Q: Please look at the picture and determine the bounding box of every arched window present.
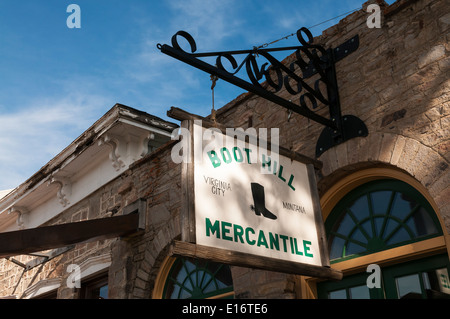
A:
[316,177,450,299]
[162,257,234,299]
[327,179,442,262]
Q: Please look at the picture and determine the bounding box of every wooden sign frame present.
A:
[169,108,342,281]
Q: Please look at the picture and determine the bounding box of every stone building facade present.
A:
[0,0,448,299]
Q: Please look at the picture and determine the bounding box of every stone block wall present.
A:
[214,0,449,229]
[208,0,449,298]
[0,140,183,299]
[0,0,448,299]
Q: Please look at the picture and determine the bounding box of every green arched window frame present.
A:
[326,179,443,263]
[162,257,234,299]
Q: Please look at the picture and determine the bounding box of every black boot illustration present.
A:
[250,183,277,220]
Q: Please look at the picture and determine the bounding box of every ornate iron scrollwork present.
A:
[157,27,368,157]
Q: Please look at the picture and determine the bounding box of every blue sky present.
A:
[0,0,394,190]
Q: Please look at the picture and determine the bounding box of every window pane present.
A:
[169,284,181,298]
[391,193,416,220]
[386,227,411,245]
[329,289,346,299]
[383,218,396,239]
[184,259,196,272]
[396,274,422,298]
[164,258,233,299]
[349,196,370,221]
[336,213,355,236]
[98,285,108,299]
[350,228,367,243]
[361,220,373,238]
[349,285,370,299]
[82,275,108,299]
[408,207,438,237]
[329,236,345,260]
[346,241,366,256]
[370,191,392,215]
[374,217,385,237]
[203,279,216,294]
[179,287,192,299]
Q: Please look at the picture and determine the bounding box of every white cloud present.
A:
[119,0,251,115]
[0,92,109,190]
[0,0,371,192]
[174,1,242,48]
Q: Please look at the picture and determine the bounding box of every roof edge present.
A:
[0,104,178,207]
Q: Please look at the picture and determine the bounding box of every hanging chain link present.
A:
[210,74,218,122]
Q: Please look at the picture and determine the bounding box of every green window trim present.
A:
[326,179,442,263]
[318,269,384,299]
[382,254,450,299]
[318,254,450,299]
[318,178,449,299]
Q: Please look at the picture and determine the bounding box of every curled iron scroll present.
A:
[216,53,240,75]
[158,26,366,157]
[244,28,330,111]
[161,27,332,114]
[296,27,314,46]
[171,31,197,53]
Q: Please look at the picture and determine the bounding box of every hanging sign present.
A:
[172,117,341,280]
[194,128,321,267]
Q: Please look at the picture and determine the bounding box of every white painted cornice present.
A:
[48,175,72,208]
[22,278,61,299]
[8,206,28,229]
[0,104,178,232]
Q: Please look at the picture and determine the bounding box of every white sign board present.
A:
[193,123,323,267]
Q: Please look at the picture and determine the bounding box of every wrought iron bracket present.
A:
[157,27,368,157]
